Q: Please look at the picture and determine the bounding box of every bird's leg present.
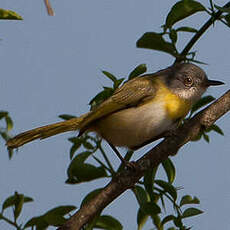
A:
[107,142,137,170]
[108,142,126,164]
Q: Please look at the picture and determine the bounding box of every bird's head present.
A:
[163,63,224,103]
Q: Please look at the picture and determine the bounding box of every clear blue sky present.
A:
[1,0,230,229]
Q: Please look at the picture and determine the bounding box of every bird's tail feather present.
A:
[6,116,85,149]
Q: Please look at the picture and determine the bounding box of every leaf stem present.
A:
[98,142,115,174]
[175,1,230,63]
[92,155,113,175]
[0,213,19,229]
[117,150,134,172]
[154,187,182,215]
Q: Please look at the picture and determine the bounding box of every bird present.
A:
[6,63,224,164]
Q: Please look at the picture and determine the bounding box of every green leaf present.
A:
[102,70,117,82]
[136,32,177,57]
[44,214,66,226]
[89,87,114,109]
[209,0,214,11]
[144,167,159,202]
[169,29,177,44]
[0,112,13,132]
[173,216,183,228]
[0,131,9,141]
[46,206,76,216]
[95,215,123,230]
[25,216,48,229]
[182,207,203,218]
[69,163,107,183]
[5,116,13,131]
[215,5,230,13]
[24,196,34,203]
[166,0,206,28]
[44,206,76,226]
[67,153,107,183]
[128,64,147,80]
[134,185,148,207]
[0,8,23,20]
[83,141,94,150]
[8,148,14,159]
[190,95,215,115]
[59,114,76,120]
[137,208,149,230]
[2,192,33,211]
[203,133,210,143]
[159,194,166,211]
[102,70,124,90]
[141,202,161,215]
[65,178,76,184]
[73,151,92,163]
[67,151,92,177]
[0,111,8,120]
[69,142,82,160]
[205,124,224,135]
[81,188,103,207]
[113,78,125,89]
[180,195,200,206]
[68,136,82,144]
[225,13,230,26]
[25,206,76,228]
[176,26,198,33]
[161,215,175,225]
[155,180,177,201]
[14,194,24,219]
[86,217,99,230]
[162,158,176,184]
[151,215,161,229]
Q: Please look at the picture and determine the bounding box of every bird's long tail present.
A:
[6,116,86,149]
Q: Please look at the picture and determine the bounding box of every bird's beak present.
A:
[206,79,225,86]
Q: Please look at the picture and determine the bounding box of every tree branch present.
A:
[175,1,230,63]
[58,90,230,230]
[44,0,54,16]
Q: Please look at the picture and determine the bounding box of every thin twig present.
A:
[92,155,113,175]
[0,213,19,228]
[175,1,230,63]
[98,142,115,174]
[154,187,182,215]
[117,150,134,172]
[44,0,54,16]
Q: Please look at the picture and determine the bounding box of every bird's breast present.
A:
[161,88,191,120]
[93,80,191,148]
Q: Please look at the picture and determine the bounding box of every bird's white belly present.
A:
[94,100,173,148]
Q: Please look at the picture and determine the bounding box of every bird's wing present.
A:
[79,75,157,129]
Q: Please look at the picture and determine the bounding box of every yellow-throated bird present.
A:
[7,63,224,163]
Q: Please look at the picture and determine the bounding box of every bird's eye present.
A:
[184,77,193,87]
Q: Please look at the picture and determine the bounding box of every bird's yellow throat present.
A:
[155,79,191,120]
